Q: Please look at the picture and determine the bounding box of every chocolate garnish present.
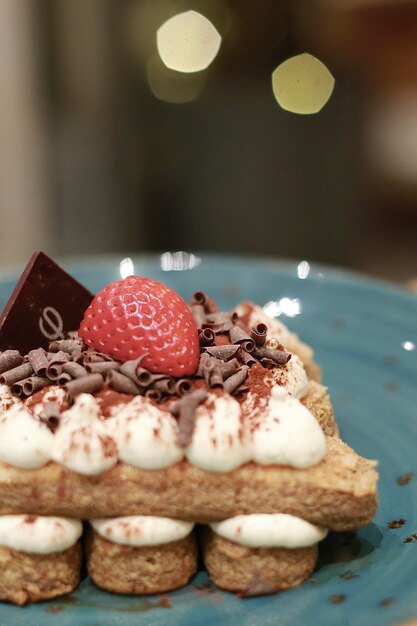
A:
[83,351,114,364]
[28,348,49,377]
[224,366,249,394]
[49,339,85,354]
[107,370,142,395]
[0,251,93,354]
[205,345,240,361]
[144,388,162,402]
[12,376,50,397]
[57,372,72,385]
[218,358,240,380]
[191,304,206,329]
[198,328,215,346]
[170,389,208,447]
[190,291,207,308]
[86,361,120,376]
[153,377,176,395]
[175,378,192,396]
[203,312,235,333]
[47,351,70,381]
[240,350,258,367]
[119,355,149,384]
[62,361,88,379]
[229,326,255,352]
[0,362,33,385]
[210,367,224,388]
[250,323,268,346]
[40,401,61,432]
[252,346,291,365]
[0,350,23,374]
[65,373,104,402]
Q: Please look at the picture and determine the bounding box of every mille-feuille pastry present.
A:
[0,515,82,605]
[0,252,378,602]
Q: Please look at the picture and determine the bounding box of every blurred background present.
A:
[1,0,417,282]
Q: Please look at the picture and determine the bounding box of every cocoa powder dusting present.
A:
[95,387,133,418]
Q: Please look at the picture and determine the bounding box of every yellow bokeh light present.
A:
[157,10,221,73]
[272,53,335,115]
[147,54,206,104]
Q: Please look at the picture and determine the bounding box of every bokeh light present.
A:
[272,53,335,115]
[157,10,221,73]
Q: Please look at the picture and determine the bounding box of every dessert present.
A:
[0,252,378,603]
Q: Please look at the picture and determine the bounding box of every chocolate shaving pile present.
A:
[190,290,291,396]
[0,339,193,406]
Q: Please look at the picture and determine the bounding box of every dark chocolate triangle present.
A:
[0,251,93,354]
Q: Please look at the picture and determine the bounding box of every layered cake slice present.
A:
[0,253,378,602]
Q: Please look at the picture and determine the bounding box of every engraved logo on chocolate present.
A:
[0,251,93,353]
[39,306,65,341]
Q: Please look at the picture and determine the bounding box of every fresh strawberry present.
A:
[78,276,200,376]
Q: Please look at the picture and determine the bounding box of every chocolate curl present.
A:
[190,291,207,307]
[49,339,85,354]
[210,367,224,388]
[219,358,240,380]
[57,373,72,386]
[40,401,61,432]
[175,378,193,396]
[107,370,142,395]
[144,388,162,402]
[203,312,235,333]
[86,361,120,376]
[224,366,249,395]
[0,350,23,374]
[83,353,106,364]
[229,326,255,352]
[197,353,217,383]
[62,362,88,379]
[28,348,49,377]
[12,376,50,397]
[119,355,149,384]
[0,362,33,385]
[47,351,70,381]
[152,377,176,395]
[252,347,292,365]
[65,373,104,402]
[250,323,268,347]
[259,358,276,369]
[170,389,208,447]
[70,349,85,364]
[198,328,215,347]
[191,304,206,329]
[240,349,258,367]
[205,345,240,361]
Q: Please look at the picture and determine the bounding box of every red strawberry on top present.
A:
[78,276,200,377]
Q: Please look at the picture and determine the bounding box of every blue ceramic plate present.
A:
[0,253,416,626]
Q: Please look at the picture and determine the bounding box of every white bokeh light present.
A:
[119,257,135,279]
[160,251,201,271]
[297,260,310,280]
[402,341,416,352]
[157,10,221,73]
[263,298,302,318]
[272,53,335,115]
